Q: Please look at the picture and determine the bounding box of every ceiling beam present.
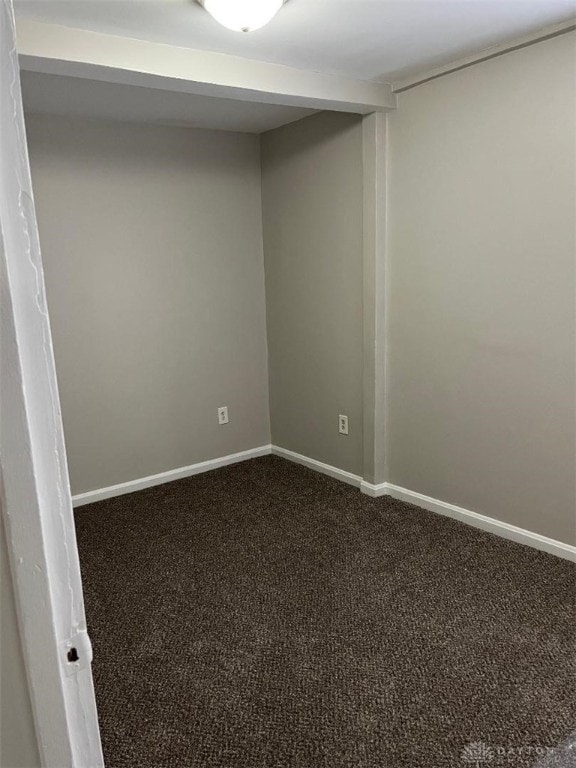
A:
[16,19,396,114]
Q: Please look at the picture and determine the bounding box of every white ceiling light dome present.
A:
[199,0,286,33]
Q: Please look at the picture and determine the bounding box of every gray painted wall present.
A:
[27,115,270,496]
[387,33,576,544]
[25,35,575,545]
[0,512,41,768]
[261,112,364,476]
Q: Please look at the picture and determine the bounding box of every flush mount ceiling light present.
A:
[198,0,286,33]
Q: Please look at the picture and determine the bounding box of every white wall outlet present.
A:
[338,414,349,435]
[217,406,229,425]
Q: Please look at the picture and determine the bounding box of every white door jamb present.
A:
[0,1,104,764]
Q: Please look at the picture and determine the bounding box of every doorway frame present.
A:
[0,1,104,764]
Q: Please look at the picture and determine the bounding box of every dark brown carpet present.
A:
[75,456,575,768]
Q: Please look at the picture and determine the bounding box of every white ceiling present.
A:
[14,0,576,82]
[20,71,317,133]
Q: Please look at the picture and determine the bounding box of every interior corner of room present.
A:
[1,2,575,766]
[21,33,576,555]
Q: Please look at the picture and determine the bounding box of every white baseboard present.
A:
[275,454,574,561]
[271,445,362,488]
[73,442,575,563]
[384,483,576,563]
[72,445,272,507]
[360,480,388,497]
